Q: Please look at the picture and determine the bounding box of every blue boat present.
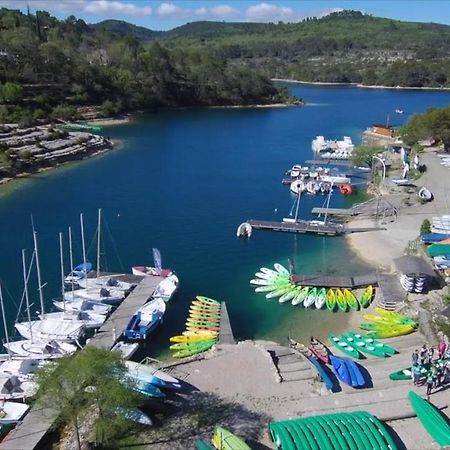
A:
[124,298,166,340]
[342,358,365,387]
[420,233,450,244]
[306,355,334,391]
[330,355,352,386]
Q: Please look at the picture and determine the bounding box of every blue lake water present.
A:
[1,84,450,357]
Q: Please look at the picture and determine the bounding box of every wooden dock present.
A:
[218,302,235,345]
[0,275,161,450]
[291,273,377,288]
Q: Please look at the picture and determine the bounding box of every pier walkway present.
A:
[291,273,377,288]
[0,275,160,450]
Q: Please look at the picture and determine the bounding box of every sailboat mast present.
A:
[0,283,11,358]
[59,232,65,311]
[33,230,46,317]
[294,191,301,222]
[22,249,33,341]
[80,213,87,271]
[96,208,102,278]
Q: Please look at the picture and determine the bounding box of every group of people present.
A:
[411,338,450,398]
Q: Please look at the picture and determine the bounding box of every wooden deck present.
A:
[291,273,377,288]
[218,302,235,345]
[0,275,161,450]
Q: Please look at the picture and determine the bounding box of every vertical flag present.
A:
[152,248,162,274]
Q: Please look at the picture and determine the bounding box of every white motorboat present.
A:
[53,299,112,315]
[0,401,29,424]
[290,180,305,195]
[152,274,179,302]
[39,310,107,330]
[236,222,252,238]
[77,275,134,292]
[64,287,125,305]
[3,339,77,359]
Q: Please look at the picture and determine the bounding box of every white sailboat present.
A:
[14,234,85,343]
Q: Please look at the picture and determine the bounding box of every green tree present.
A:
[36,347,141,449]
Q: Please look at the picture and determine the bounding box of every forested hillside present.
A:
[0,9,288,124]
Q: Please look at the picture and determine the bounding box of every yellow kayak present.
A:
[170,334,217,343]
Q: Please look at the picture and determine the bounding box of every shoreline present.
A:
[272,78,450,91]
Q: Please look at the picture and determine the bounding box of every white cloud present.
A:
[156,2,184,17]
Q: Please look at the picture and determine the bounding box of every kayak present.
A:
[172,341,215,358]
[343,289,358,310]
[310,336,329,364]
[363,313,417,327]
[212,426,251,450]
[315,288,327,309]
[335,289,348,312]
[292,286,309,306]
[196,296,220,305]
[347,331,397,355]
[191,301,220,310]
[304,287,317,308]
[329,333,362,359]
[274,263,290,276]
[170,334,217,343]
[409,390,450,447]
[342,333,388,358]
[359,285,374,308]
[170,339,216,350]
[330,355,352,386]
[326,289,337,312]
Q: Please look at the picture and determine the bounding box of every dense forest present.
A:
[0,9,289,124]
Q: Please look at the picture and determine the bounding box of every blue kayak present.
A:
[307,355,334,391]
[343,358,365,387]
[330,355,351,386]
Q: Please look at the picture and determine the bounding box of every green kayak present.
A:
[409,390,450,447]
[172,341,215,358]
[170,339,216,351]
[347,331,397,355]
[342,333,388,358]
[329,333,362,359]
[335,289,348,312]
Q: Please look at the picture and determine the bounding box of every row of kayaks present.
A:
[195,426,251,450]
[359,307,418,338]
[329,331,398,359]
[251,265,374,311]
[169,296,221,358]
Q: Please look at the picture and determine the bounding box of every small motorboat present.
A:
[418,186,433,202]
[236,222,252,238]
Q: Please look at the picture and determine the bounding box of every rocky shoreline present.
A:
[0,123,114,186]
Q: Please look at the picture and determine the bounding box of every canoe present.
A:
[191,301,221,311]
[326,289,337,312]
[170,334,217,343]
[196,296,220,305]
[343,289,358,310]
[341,333,388,358]
[359,285,373,308]
[409,390,450,447]
[274,263,290,276]
[315,288,327,309]
[212,426,251,450]
[373,307,417,326]
[330,355,352,386]
[335,289,348,312]
[347,331,397,355]
[310,336,329,364]
[291,286,309,306]
[329,333,362,359]
[172,341,215,358]
[170,339,216,350]
[303,287,317,308]
[343,358,365,387]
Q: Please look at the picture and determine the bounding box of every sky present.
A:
[1,1,450,30]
